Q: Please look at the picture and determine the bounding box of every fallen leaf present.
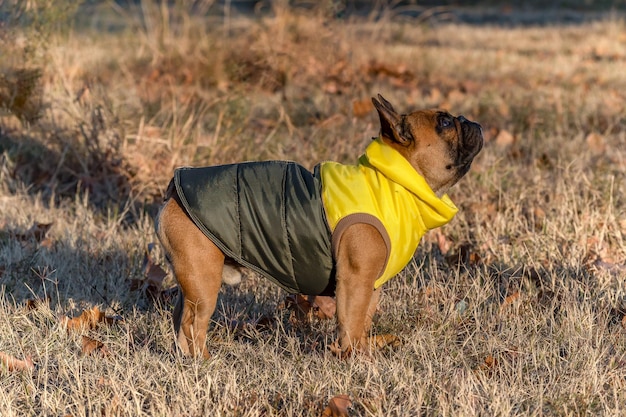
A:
[418,285,444,302]
[446,89,466,106]
[593,259,626,276]
[81,336,109,356]
[475,354,498,375]
[15,222,53,243]
[446,243,481,267]
[495,129,515,147]
[62,306,117,331]
[585,132,605,155]
[427,87,443,103]
[321,395,352,417]
[145,260,168,290]
[0,352,34,371]
[366,60,412,79]
[100,394,121,416]
[97,376,112,387]
[352,99,374,118]
[501,291,520,307]
[533,206,546,230]
[285,293,312,324]
[323,81,340,94]
[310,296,336,320]
[285,294,336,323]
[227,314,276,333]
[370,333,401,350]
[39,236,55,249]
[136,243,169,298]
[484,355,496,367]
[25,296,49,310]
[436,231,452,255]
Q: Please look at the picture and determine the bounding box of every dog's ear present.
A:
[372,94,411,145]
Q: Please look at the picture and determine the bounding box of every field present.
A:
[1,2,625,416]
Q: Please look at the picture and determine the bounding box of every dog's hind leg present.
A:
[157,196,224,358]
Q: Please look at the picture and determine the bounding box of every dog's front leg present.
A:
[333,223,386,357]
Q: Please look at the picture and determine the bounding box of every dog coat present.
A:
[173,138,458,295]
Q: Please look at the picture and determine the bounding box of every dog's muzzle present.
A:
[456,116,484,173]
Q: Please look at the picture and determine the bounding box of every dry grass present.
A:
[1,3,625,416]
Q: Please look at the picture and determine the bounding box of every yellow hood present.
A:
[320,138,458,288]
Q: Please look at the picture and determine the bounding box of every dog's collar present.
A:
[361,138,458,229]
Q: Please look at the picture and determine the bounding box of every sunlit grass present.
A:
[0,3,625,416]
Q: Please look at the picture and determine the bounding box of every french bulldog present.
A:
[156,94,483,358]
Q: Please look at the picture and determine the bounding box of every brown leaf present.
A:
[227,314,276,333]
[311,296,336,320]
[475,354,498,375]
[483,355,497,369]
[501,291,520,308]
[446,243,481,267]
[495,129,515,147]
[62,306,106,331]
[321,395,352,417]
[285,294,313,326]
[446,89,466,106]
[39,236,55,249]
[427,87,443,103]
[0,352,34,371]
[370,333,401,350]
[129,279,144,291]
[533,206,546,230]
[585,132,605,155]
[25,296,49,310]
[81,336,109,357]
[436,231,452,255]
[15,222,53,243]
[285,295,336,323]
[145,261,168,290]
[138,243,169,298]
[366,61,412,79]
[593,259,626,276]
[352,99,374,118]
[323,81,340,94]
[100,394,121,416]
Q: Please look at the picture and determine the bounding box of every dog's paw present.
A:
[329,341,353,360]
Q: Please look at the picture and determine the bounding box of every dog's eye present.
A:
[439,117,453,129]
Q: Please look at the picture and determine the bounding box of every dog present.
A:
[156,94,483,358]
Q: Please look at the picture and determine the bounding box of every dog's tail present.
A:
[163,178,176,201]
[154,178,176,258]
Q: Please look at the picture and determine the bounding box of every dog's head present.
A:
[372,94,483,194]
